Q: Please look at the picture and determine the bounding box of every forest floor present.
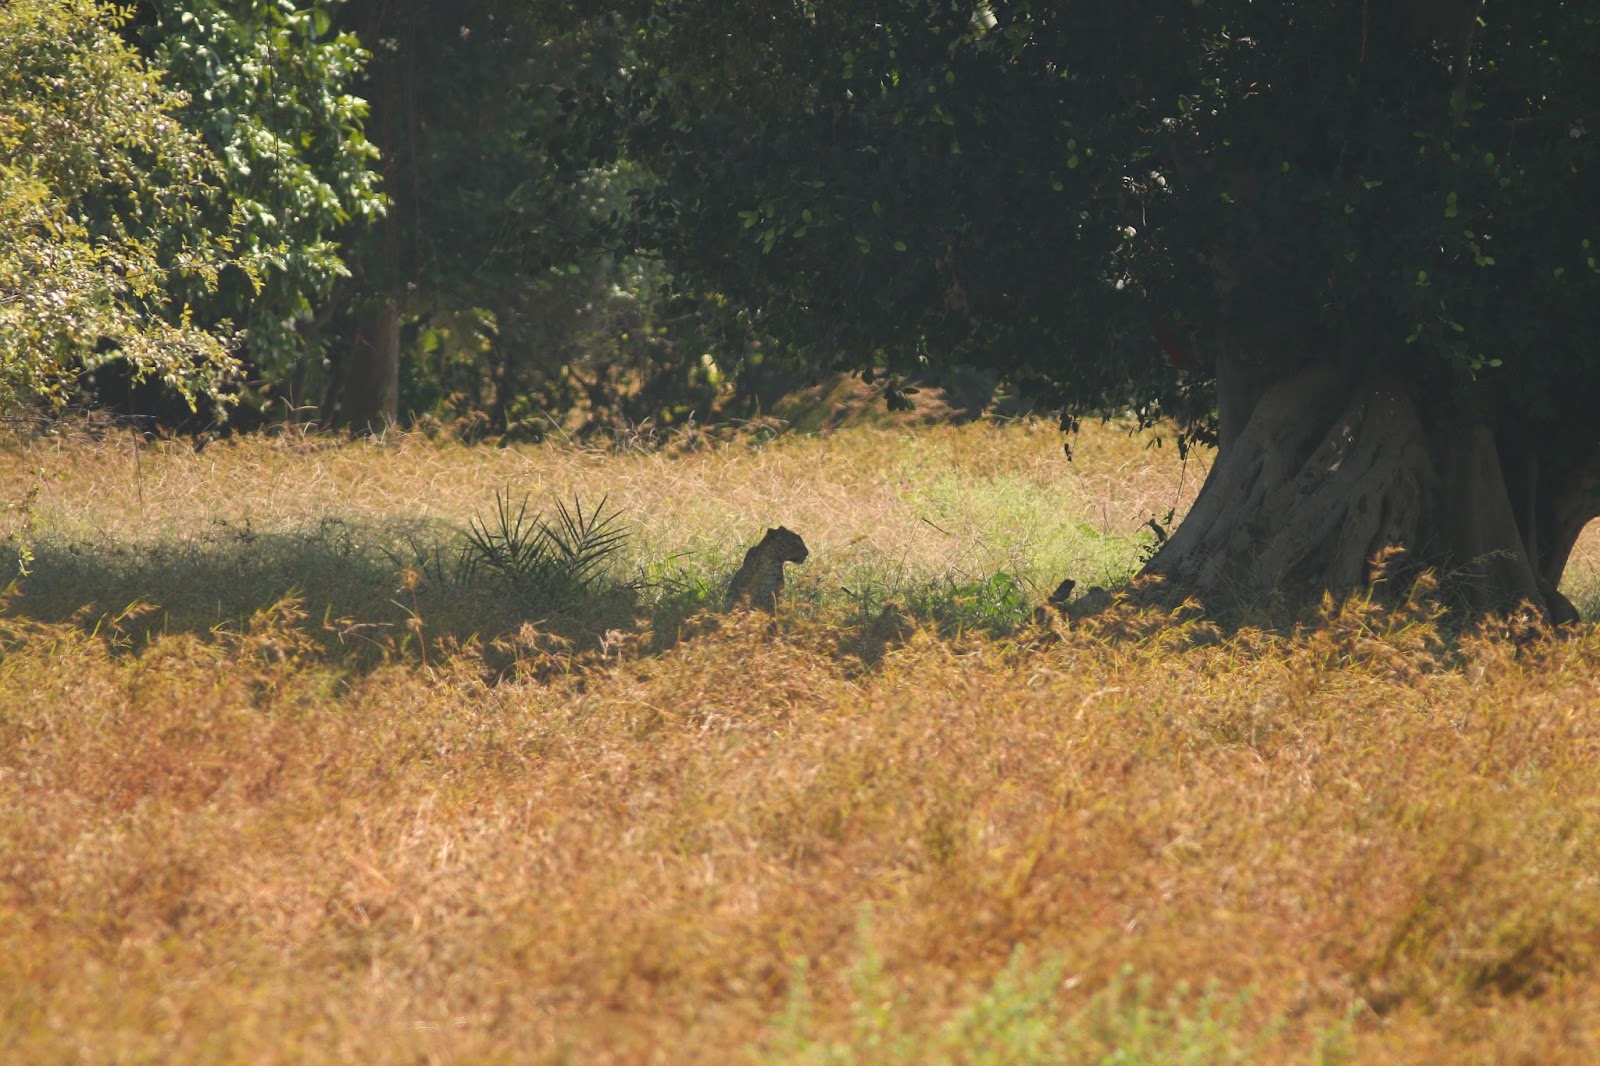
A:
[2,417,1598,1063]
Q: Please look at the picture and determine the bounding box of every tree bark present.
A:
[1140,360,1595,622]
[1499,436,1598,625]
[324,0,408,435]
[325,297,400,432]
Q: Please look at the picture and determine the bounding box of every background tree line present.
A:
[4,0,763,438]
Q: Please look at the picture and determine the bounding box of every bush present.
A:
[0,0,238,412]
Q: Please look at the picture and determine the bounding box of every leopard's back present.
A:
[725,526,809,611]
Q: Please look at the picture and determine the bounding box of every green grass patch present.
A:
[765,927,1357,1065]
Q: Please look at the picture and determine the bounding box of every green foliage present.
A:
[0,0,238,411]
[316,2,754,436]
[461,491,632,610]
[631,3,1600,439]
[910,571,1036,633]
[766,941,1352,1065]
[631,2,1182,414]
[133,0,384,389]
[634,554,721,624]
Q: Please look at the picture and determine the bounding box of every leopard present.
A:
[724,526,809,612]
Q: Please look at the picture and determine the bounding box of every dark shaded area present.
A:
[0,517,1110,680]
[74,358,265,442]
[0,519,658,676]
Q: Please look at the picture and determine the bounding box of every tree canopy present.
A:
[0,0,382,421]
[0,0,239,411]
[629,2,1598,427]
[134,0,384,395]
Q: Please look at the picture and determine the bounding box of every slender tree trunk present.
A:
[324,0,408,434]
[325,297,400,431]
[1139,357,1597,622]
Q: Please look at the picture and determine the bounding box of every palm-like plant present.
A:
[462,492,631,608]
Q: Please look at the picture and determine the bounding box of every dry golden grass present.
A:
[2,416,1191,569]
[0,418,1206,655]
[1,420,1598,1063]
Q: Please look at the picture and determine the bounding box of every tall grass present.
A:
[0,418,1597,1063]
[0,419,1202,653]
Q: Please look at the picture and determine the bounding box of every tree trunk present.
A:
[1129,0,1599,622]
[1499,436,1597,626]
[1140,361,1598,622]
[325,297,400,432]
[324,0,408,435]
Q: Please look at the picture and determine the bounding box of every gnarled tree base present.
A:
[1139,366,1593,623]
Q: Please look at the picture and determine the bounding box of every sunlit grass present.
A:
[0,418,1597,1063]
[0,418,1201,650]
[1567,522,1600,619]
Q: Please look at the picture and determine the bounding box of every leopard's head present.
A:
[763,526,809,564]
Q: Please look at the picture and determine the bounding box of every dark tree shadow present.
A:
[0,518,654,673]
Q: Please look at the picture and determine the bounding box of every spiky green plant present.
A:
[461,492,631,610]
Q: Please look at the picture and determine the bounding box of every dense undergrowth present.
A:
[1,420,1598,1063]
